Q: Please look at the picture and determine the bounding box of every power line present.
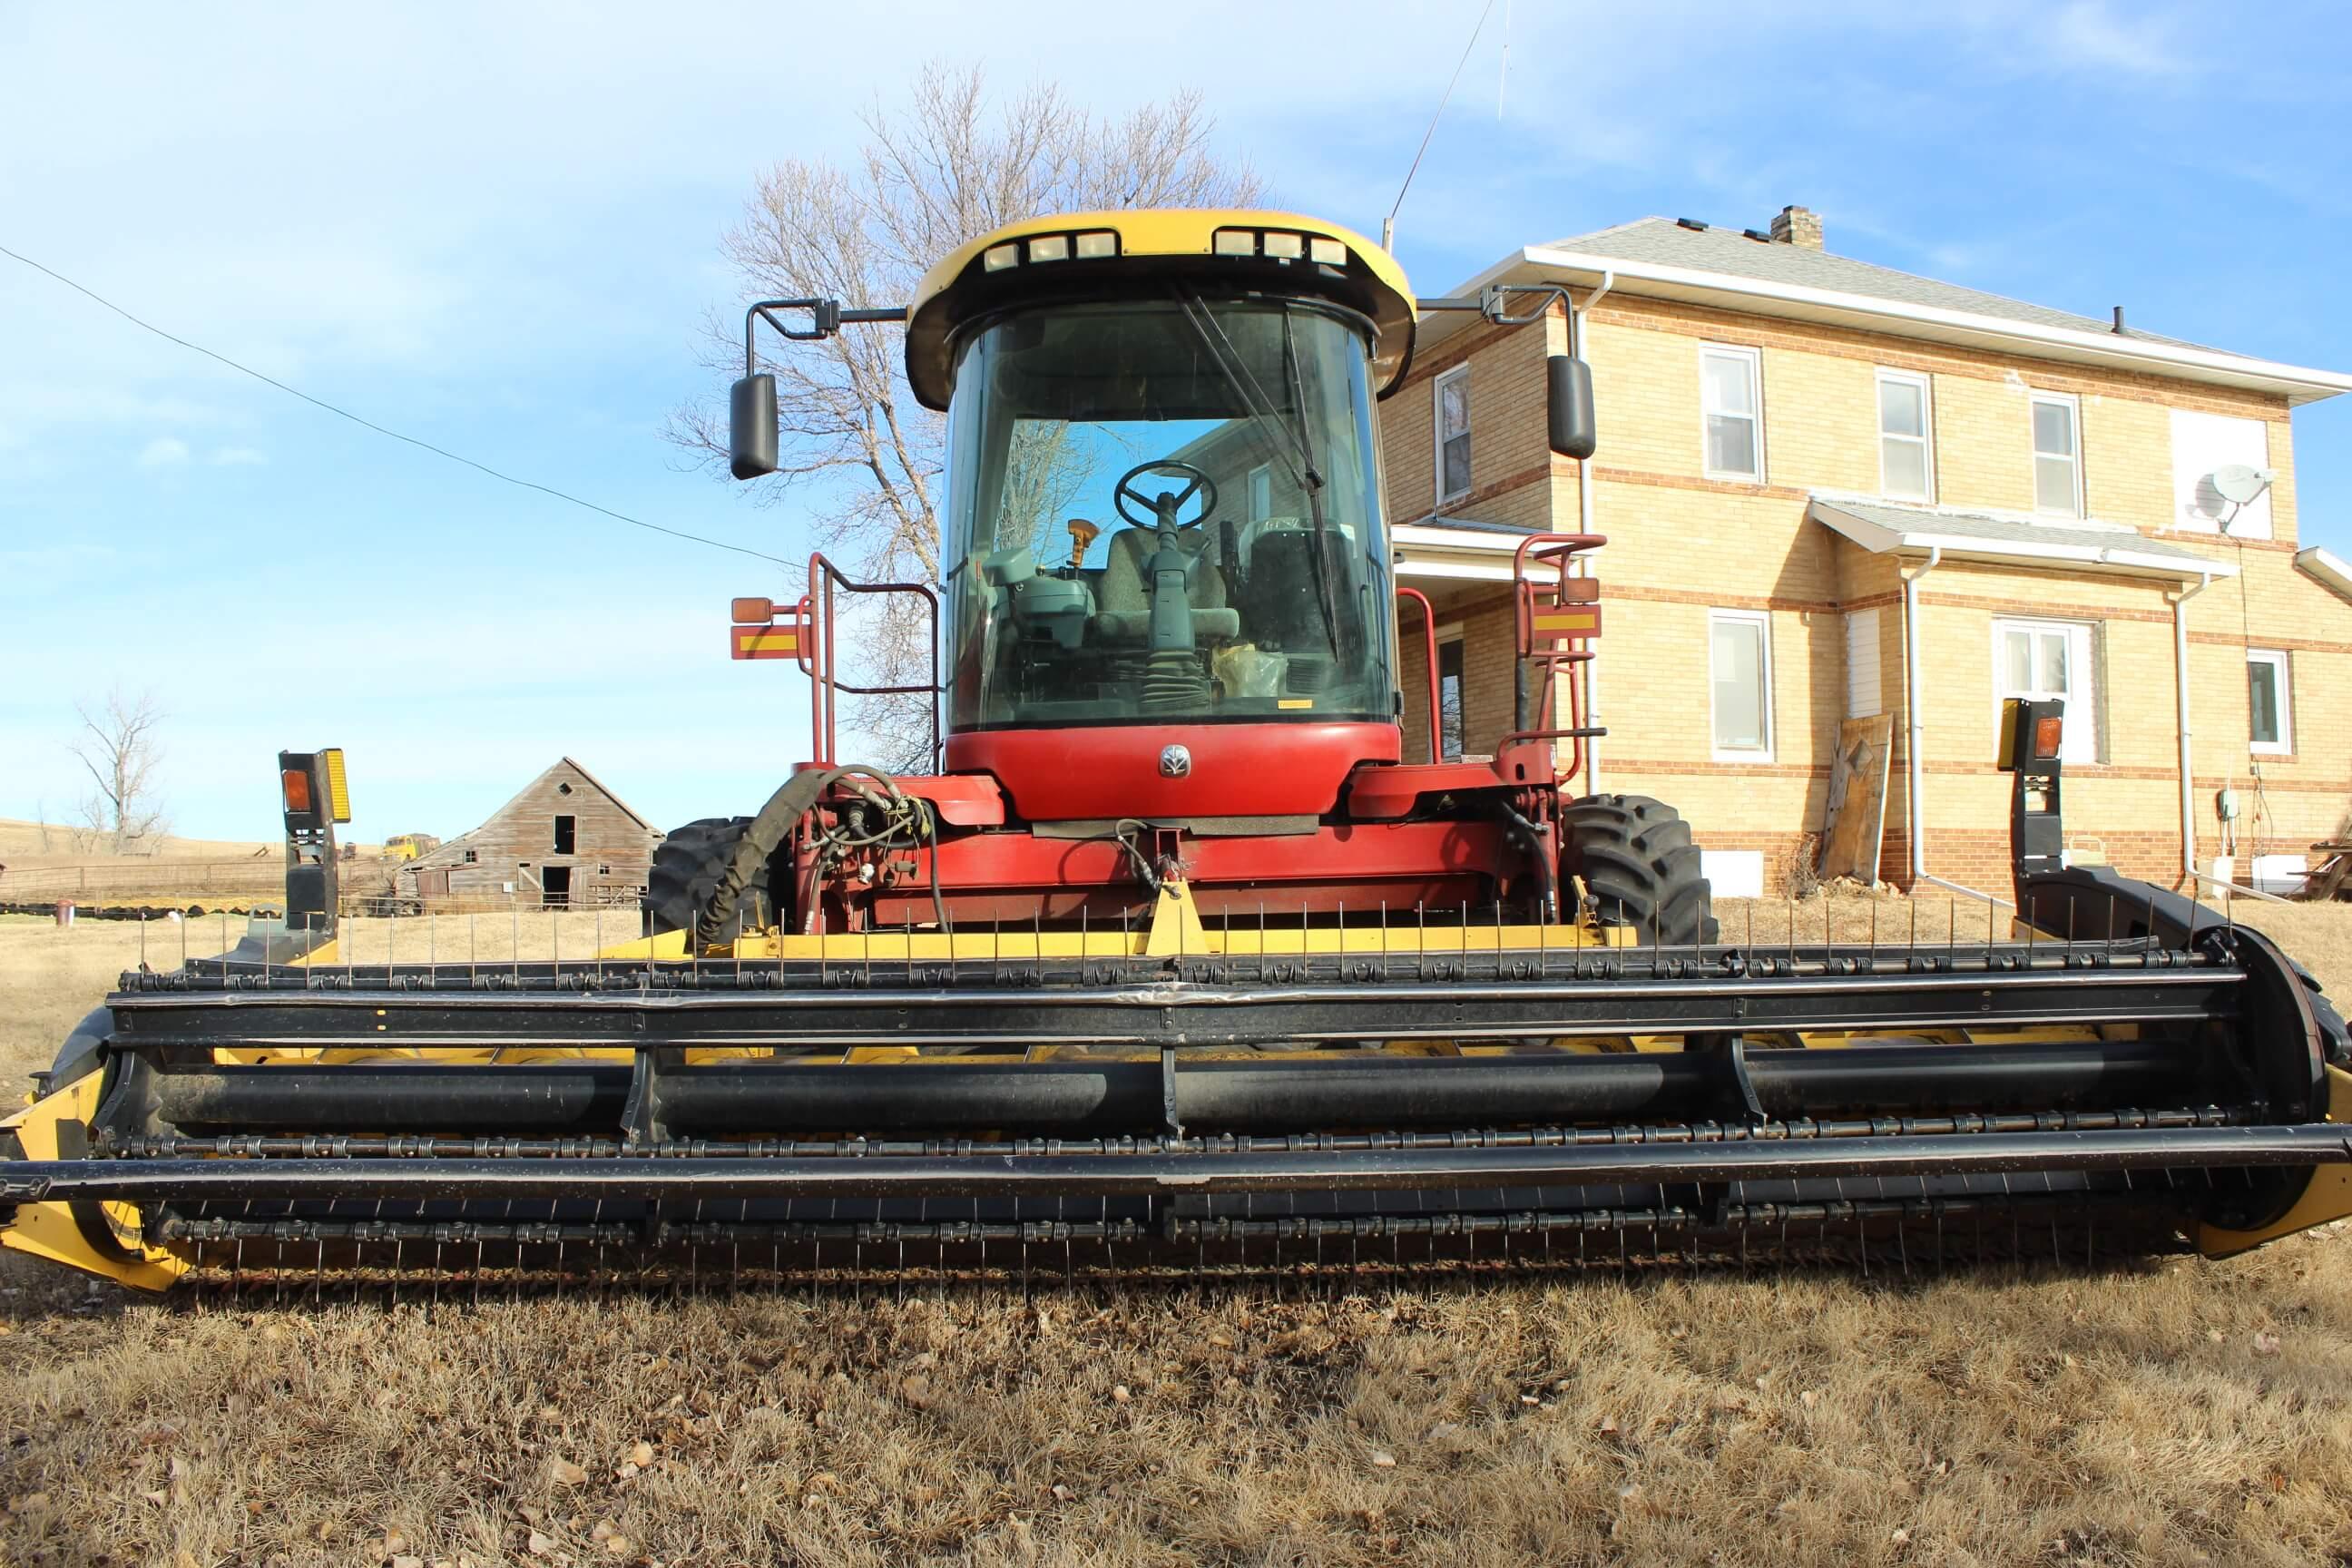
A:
[0,240,795,569]
[1384,0,1499,249]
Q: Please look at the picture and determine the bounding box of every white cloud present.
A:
[209,446,267,466]
[2045,0,2194,78]
[135,436,190,467]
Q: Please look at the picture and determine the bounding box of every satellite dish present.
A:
[2211,465,2275,506]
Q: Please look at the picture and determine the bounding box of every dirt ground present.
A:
[0,896,2348,1568]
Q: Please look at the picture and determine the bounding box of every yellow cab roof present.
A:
[902,209,1416,410]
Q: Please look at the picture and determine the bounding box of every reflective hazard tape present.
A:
[1531,607,1602,637]
[731,623,801,660]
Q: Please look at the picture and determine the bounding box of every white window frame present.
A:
[1432,365,1471,505]
[1875,368,1935,503]
[2029,390,2083,519]
[1246,462,1273,523]
[1700,344,1765,483]
[1992,617,2097,764]
[2247,648,2292,756]
[1707,608,1775,762]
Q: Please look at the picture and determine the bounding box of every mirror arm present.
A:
[741,299,911,372]
[1415,284,1578,333]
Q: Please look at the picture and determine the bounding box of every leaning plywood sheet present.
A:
[1818,715,1895,885]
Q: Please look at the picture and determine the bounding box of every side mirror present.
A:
[1547,355,1597,461]
[729,373,779,480]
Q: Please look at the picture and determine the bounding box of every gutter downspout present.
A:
[1573,270,1613,795]
[1899,547,2012,910]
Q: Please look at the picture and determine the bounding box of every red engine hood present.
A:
[945,722,1398,823]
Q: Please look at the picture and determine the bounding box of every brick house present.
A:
[1383,206,2352,900]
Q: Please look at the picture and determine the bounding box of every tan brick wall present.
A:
[1379,284,2350,894]
[1384,308,1569,531]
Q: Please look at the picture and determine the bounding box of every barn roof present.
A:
[403,758,660,873]
[554,757,656,833]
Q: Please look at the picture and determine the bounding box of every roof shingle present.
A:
[1543,217,2210,351]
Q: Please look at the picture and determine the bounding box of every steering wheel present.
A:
[1113,459,1220,531]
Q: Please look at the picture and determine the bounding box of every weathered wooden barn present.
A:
[395,759,662,907]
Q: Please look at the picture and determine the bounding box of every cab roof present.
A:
[903,209,1416,410]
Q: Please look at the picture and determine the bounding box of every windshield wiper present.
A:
[1171,289,1340,659]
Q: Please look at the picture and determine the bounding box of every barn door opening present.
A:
[554,814,576,854]
[542,866,572,906]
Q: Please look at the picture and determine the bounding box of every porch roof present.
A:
[1391,515,1543,583]
[1808,495,2238,583]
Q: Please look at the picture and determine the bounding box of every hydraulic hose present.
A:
[696,764,904,947]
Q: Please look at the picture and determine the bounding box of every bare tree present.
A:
[69,687,169,854]
[678,63,1262,766]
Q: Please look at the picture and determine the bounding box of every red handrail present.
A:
[1395,585,1442,764]
[1504,532,1607,784]
[802,552,942,770]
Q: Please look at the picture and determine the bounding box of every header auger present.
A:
[4,211,2347,1292]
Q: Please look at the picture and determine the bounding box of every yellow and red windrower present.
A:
[2,208,2346,1292]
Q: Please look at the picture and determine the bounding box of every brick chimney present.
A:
[1769,204,1823,250]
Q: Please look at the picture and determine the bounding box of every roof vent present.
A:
[1741,228,1770,242]
[1675,217,1709,231]
[2112,306,2126,335]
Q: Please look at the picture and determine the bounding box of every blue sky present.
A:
[4,2,2347,842]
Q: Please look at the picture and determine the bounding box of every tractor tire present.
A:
[642,817,777,939]
[1563,793,1719,946]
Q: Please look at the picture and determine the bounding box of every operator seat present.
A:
[1091,526,1237,642]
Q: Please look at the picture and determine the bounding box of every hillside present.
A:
[0,818,287,864]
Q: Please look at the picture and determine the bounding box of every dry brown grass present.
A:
[0,898,2348,1567]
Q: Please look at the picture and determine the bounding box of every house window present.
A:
[2030,391,2082,517]
[1708,610,1773,760]
[1876,369,1934,501]
[1247,462,1273,522]
[1845,608,1882,719]
[2248,650,2291,755]
[1436,632,1466,762]
[1433,367,1470,504]
[1994,618,2097,763]
[1700,345,1763,481]
[461,848,478,865]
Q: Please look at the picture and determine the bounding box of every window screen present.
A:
[1877,372,1932,500]
[1436,370,1470,502]
[1701,348,1761,480]
[2032,395,2080,516]
[1710,612,1770,754]
[2248,650,2290,754]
